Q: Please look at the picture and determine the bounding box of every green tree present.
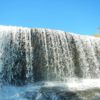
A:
[93,27,100,37]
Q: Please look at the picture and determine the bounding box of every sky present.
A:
[0,0,100,35]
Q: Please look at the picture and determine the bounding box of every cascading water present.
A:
[0,25,100,100]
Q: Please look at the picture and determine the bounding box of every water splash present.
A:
[0,26,100,99]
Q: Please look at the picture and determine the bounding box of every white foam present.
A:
[43,79,100,91]
[0,79,100,99]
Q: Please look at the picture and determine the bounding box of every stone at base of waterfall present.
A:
[22,87,100,100]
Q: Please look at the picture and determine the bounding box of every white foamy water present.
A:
[44,79,100,91]
[0,79,100,100]
[0,26,100,99]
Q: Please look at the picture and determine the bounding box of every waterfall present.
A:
[0,25,100,100]
[0,25,100,85]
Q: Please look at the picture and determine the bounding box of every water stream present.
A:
[0,26,100,100]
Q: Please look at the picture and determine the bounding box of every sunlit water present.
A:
[0,26,100,99]
[1,79,100,100]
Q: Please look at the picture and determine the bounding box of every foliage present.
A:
[94,34,100,37]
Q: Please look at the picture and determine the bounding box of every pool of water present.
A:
[1,79,100,100]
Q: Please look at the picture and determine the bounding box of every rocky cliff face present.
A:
[0,26,100,85]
